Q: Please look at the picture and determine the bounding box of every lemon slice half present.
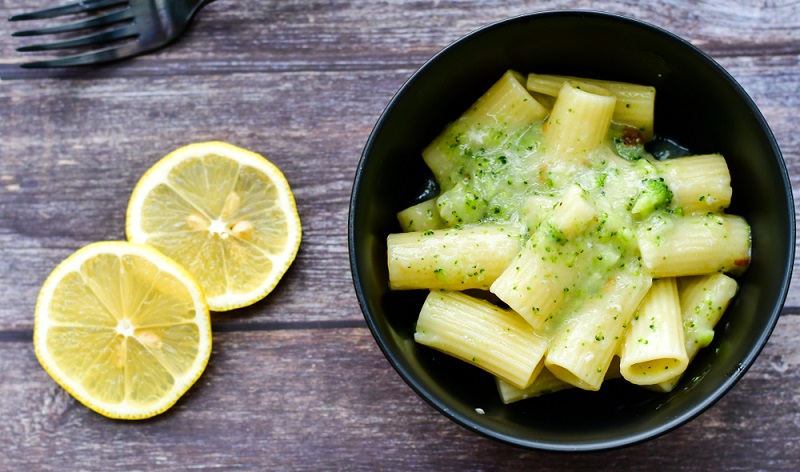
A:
[126,142,302,311]
[34,241,211,420]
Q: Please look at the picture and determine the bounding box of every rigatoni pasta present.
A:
[385,69,750,403]
[648,274,739,392]
[655,154,732,214]
[638,214,751,277]
[490,185,599,329]
[496,362,570,404]
[415,290,548,389]
[526,72,656,141]
[542,81,616,159]
[619,278,689,385]
[387,225,522,290]
[422,70,548,191]
[497,357,622,404]
[545,268,651,391]
[396,199,446,232]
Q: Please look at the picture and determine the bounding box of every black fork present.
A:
[9,0,214,68]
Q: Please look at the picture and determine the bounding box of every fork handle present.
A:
[172,0,216,14]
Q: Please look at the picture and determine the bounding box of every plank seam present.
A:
[2,45,798,80]
[0,62,420,81]
[3,307,798,343]
[212,319,367,332]
[0,319,368,342]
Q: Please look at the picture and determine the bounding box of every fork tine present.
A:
[8,0,129,22]
[16,24,138,52]
[12,9,134,37]
[19,42,143,68]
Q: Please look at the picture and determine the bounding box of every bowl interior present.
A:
[350,11,794,451]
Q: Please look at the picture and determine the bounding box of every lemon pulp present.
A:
[34,241,211,419]
[126,142,302,311]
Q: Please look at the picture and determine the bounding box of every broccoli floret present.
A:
[631,178,673,217]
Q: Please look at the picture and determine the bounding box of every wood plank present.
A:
[2,0,800,78]
[0,69,401,328]
[1,316,798,470]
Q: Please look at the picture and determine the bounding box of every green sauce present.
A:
[429,117,675,331]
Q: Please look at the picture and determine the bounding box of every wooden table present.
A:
[1,1,798,469]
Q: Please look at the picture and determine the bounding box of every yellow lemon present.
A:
[34,241,211,420]
[126,142,302,311]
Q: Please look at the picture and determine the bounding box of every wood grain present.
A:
[1,0,798,468]
[1,318,798,470]
[2,0,800,76]
[0,70,395,329]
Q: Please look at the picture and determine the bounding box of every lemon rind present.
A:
[125,141,302,312]
[33,241,212,420]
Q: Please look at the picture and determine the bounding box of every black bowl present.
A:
[349,11,794,451]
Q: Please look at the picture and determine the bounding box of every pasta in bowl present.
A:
[349,11,793,451]
[388,70,750,397]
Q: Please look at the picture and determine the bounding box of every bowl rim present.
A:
[348,9,795,452]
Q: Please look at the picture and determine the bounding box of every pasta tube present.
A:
[490,186,598,329]
[542,81,616,159]
[415,291,548,389]
[619,278,689,385]
[527,73,655,141]
[387,225,522,290]
[545,268,652,391]
[496,363,570,404]
[396,199,446,232]
[638,214,751,277]
[649,274,739,392]
[655,154,732,214]
[423,70,549,190]
[497,357,622,404]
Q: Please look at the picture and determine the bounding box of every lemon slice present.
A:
[125,142,302,311]
[34,241,211,420]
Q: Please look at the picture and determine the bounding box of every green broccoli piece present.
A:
[631,178,673,217]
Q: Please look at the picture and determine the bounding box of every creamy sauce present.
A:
[426,113,678,338]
